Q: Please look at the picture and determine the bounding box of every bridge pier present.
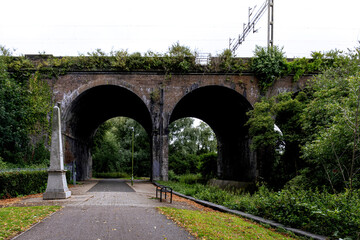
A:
[151,133,169,181]
[64,137,92,181]
[217,134,257,182]
[150,87,169,181]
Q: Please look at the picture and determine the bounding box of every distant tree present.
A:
[168,118,217,175]
[92,117,151,176]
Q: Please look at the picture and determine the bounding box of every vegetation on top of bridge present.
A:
[2,43,347,92]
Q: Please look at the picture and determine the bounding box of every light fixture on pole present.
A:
[131,127,134,186]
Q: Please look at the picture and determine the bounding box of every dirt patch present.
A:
[0,193,42,207]
[162,193,217,212]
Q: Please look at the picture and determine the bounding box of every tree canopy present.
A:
[247,45,360,192]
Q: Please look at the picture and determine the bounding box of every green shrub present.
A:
[178,173,203,184]
[250,46,288,93]
[161,181,360,239]
[0,170,71,198]
[232,187,360,239]
[30,141,50,165]
[198,152,217,180]
[93,172,130,178]
[168,170,179,182]
[169,153,200,175]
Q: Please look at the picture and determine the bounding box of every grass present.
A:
[158,207,298,240]
[158,180,360,239]
[0,205,61,240]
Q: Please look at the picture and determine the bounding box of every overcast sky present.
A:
[1,0,359,58]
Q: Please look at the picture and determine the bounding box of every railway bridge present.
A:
[52,70,309,182]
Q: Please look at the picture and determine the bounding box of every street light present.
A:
[131,127,134,186]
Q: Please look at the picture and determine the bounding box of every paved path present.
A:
[13,180,194,240]
[87,179,135,193]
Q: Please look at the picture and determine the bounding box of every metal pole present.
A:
[72,161,76,185]
[131,127,134,186]
[267,0,274,49]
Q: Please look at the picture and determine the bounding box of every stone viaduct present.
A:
[51,70,309,183]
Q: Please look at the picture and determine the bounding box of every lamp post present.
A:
[131,127,134,186]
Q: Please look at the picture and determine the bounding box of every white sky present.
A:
[1,0,359,58]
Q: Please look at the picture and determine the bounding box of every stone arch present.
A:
[62,84,153,180]
[169,85,257,182]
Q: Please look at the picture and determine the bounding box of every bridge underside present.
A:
[63,84,257,182]
[170,86,256,182]
[63,85,152,180]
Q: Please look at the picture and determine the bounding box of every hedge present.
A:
[159,180,360,239]
[0,170,71,198]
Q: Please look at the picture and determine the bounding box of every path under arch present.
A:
[13,180,195,240]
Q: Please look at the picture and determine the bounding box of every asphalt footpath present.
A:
[13,179,194,240]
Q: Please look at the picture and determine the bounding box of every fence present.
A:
[0,166,72,173]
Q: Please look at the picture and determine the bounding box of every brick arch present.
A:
[61,78,148,118]
[168,85,256,182]
[62,83,153,180]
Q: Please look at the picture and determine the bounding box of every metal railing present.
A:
[156,184,173,203]
[0,166,71,173]
[195,53,211,65]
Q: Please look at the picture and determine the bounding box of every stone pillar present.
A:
[43,105,71,200]
[150,87,168,181]
[151,132,169,181]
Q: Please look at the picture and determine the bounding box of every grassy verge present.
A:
[0,206,61,240]
[158,207,298,240]
[158,180,360,239]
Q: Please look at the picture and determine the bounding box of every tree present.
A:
[91,117,151,176]
[246,92,308,189]
[0,46,53,167]
[247,45,360,191]
[168,118,217,175]
[302,71,360,192]
[0,52,29,165]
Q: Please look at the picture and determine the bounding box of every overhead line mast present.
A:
[268,0,274,48]
[229,0,274,55]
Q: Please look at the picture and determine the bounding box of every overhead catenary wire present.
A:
[229,0,273,54]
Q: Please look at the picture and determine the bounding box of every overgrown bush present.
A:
[93,172,130,178]
[29,140,50,165]
[0,170,71,198]
[178,173,203,184]
[198,152,217,180]
[168,170,180,182]
[216,49,244,73]
[250,46,288,93]
[161,181,360,239]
